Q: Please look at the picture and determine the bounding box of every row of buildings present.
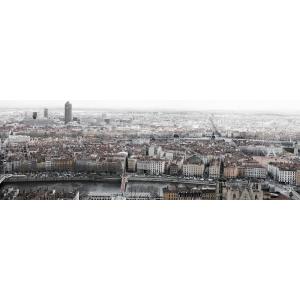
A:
[128,155,268,180]
[4,157,124,175]
[2,135,300,186]
[163,182,289,200]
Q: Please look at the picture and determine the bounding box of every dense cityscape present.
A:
[0,102,300,200]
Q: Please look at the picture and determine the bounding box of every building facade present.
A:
[243,166,267,179]
[182,163,205,177]
[268,163,298,185]
[223,165,239,178]
[64,101,73,124]
[222,182,263,200]
[137,159,165,175]
[127,158,137,172]
[296,170,300,186]
[209,161,221,178]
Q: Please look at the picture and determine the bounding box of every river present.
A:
[0,181,170,199]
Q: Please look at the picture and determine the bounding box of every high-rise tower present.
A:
[64,101,72,124]
[44,108,49,118]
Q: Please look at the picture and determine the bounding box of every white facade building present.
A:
[182,163,205,177]
[244,166,267,179]
[148,145,164,158]
[137,159,165,175]
[277,170,296,185]
[268,163,297,185]
[148,146,155,157]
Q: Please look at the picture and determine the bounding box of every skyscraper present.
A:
[32,112,37,119]
[44,108,49,118]
[65,101,72,124]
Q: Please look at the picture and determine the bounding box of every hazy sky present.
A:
[0,0,299,111]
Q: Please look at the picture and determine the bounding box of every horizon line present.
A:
[1,106,300,114]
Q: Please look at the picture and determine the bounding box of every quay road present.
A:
[0,173,216,187]
[290,189,300,200]
[0,174,12,185]
[127,175,216,186]
[1,174,121,184]
[266,179,300,200]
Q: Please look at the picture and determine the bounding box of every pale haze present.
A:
[0,0,299,111]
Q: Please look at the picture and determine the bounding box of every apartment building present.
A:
[268,162,299,185]
[223,165,239,178]
[182,155,205,177]
[209,161,221,178]
[243,165,267,179]
[127,157,137,172]
[137,159,165,175]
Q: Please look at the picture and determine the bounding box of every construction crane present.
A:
[209,114,222,137]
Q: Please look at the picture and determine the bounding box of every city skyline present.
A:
[1,106,300,200]
[1,0,299,113]
[1,0,300,199]
[0,99,299,113]
[1,1,298,298]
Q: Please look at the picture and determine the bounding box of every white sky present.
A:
[0,0,300,111]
